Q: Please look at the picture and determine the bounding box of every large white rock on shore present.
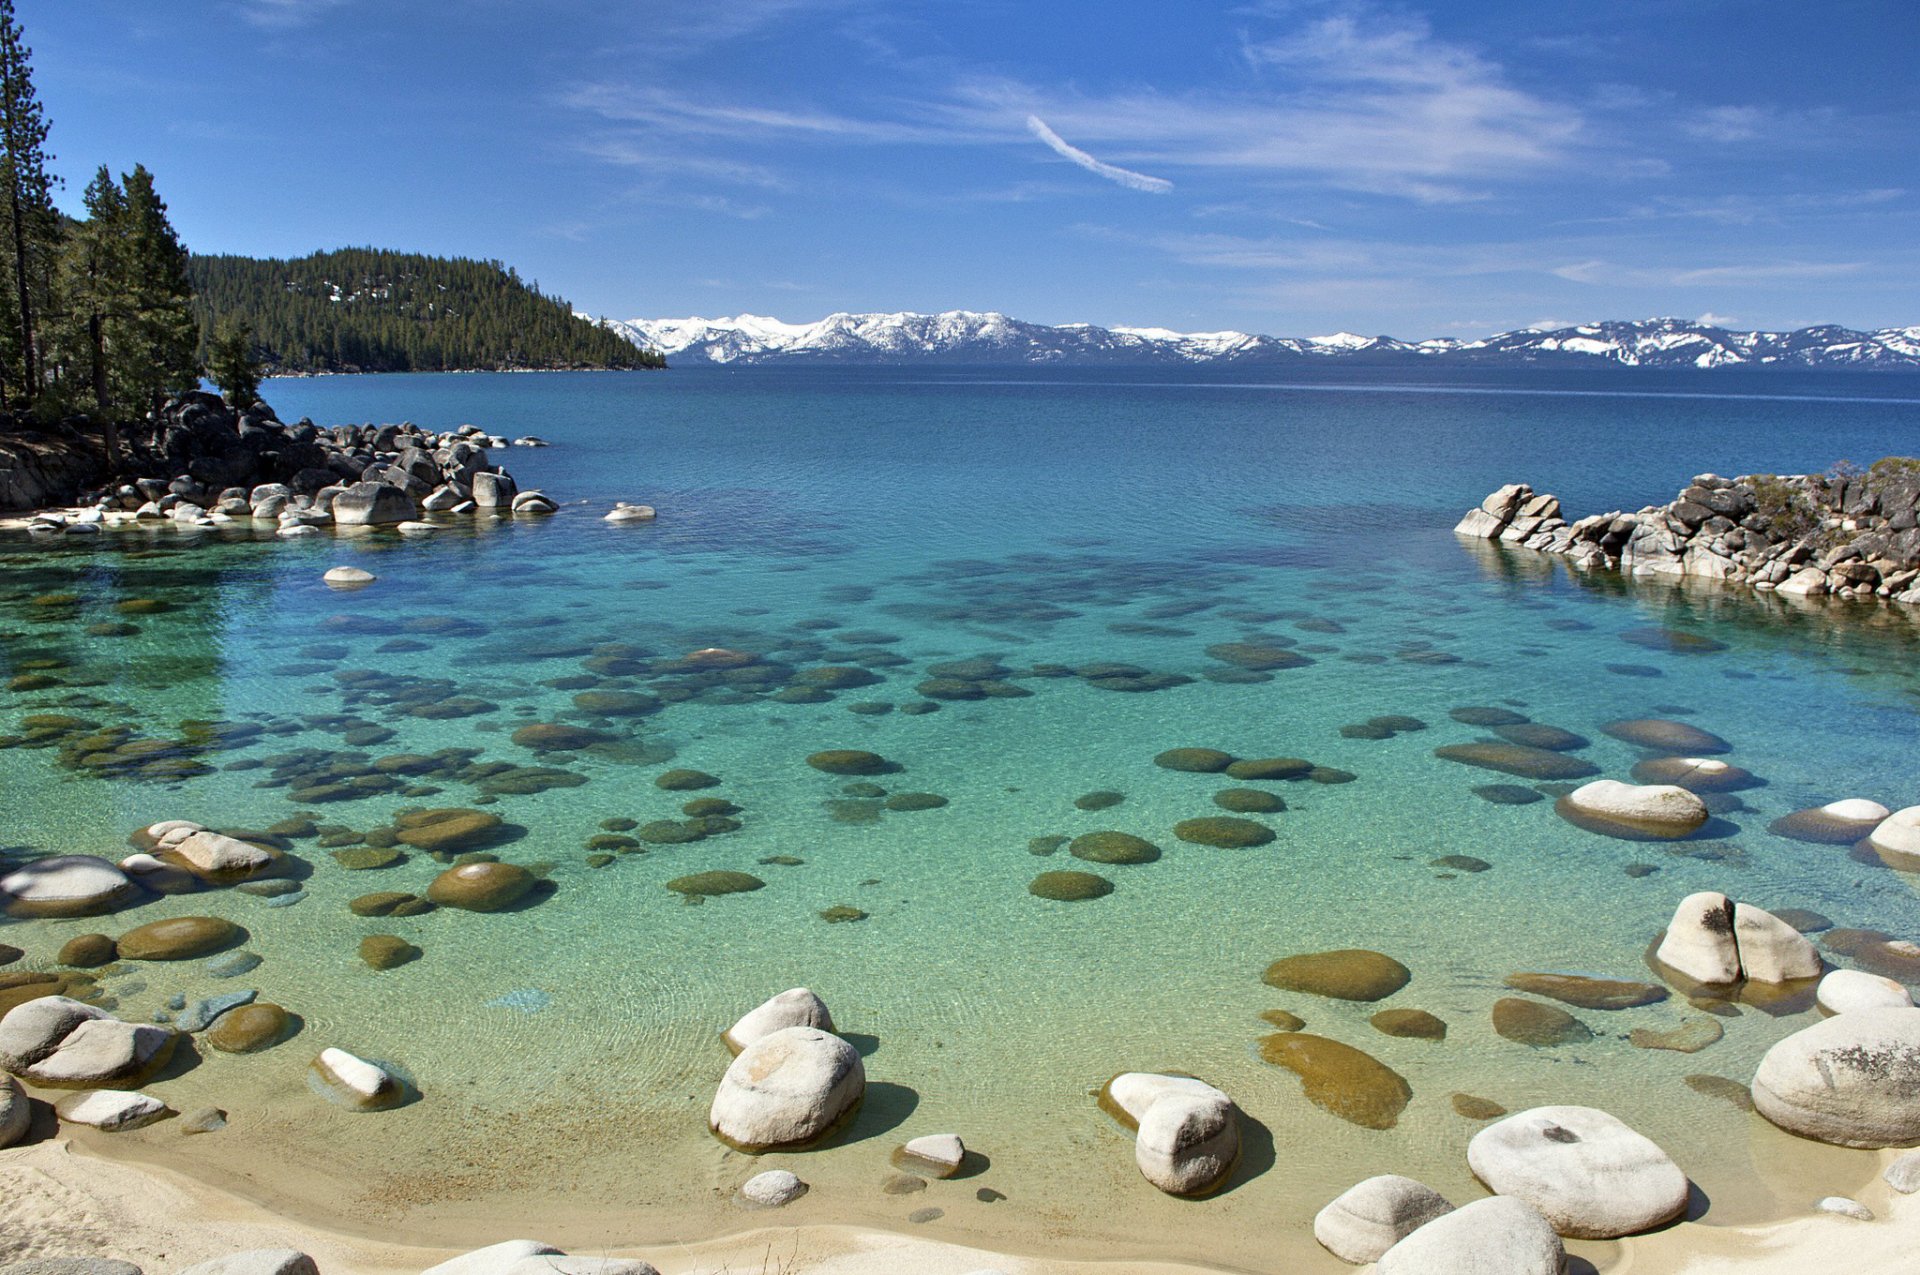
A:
[1869,807,1920,870]
[722,988,834,1054]
[421,1241,659,1275]
[1135,1090,1239,1197]
[1376,1196,1565,1275]
[1734,904,1822,983]
[1467,1105,1689,1238]
[1561,780,1708,838]
[1313,1174,1454,1265]
[53,1089,171,1131]
[1753,1007,1920,1147]
[709,1025,864,1151]
[0,855,136,917]
[0,997,176,1087]
[1655,891,1740,984]
[0,1074,29,1147]
[1101,1072,1230,1127]
[176,1250,319,1275]
[1818,969,1913,1015]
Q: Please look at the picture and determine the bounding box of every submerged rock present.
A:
[117,916,241,961]
[0,855,137,918]
[426,861,533,911]
[309,1046,405,1111]
[1258,1033,1411,1129]
[1153,748,1235,773]
[1769,799,1892,845]
[1173,816,1274,848]
[1601,718,1731,754]
[1557,780,1708,839]
[1433,743,1600,781]
[806,749,893,776]
[1068,831,1161,864]
[205,1002,292,1053]
[666,871,765,897]
[1492,998,1592,1047]
[1264,950,1411,1001]
[1503,973,1667,1010]
[1028,870,1113,901]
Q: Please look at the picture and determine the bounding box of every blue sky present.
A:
[19,0,1917,335]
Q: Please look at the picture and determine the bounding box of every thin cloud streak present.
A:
[1024,116,1172,194]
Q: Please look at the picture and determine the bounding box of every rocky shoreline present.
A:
[1,393,558,535]
[1456,458,1920,604]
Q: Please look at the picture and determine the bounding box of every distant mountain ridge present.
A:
[595,312,1920,370]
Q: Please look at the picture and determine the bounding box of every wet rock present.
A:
[638,819,707,843]
[1430,854,1491,873]
[709,1025,864,1151]
[570,690,659,716]
[1473,783,1544,805]
[510,723,612,752]
[1601,718,1731,754]
[1818,969,1913,1014]
[1258,1033,1411,1129]
[1101,1073,1231,1127]
[1068,831,1160,865]
[1222,758,1312,782]
[1153,748,1235,773]
[1467,1105,1689,1239]
[1503,973,1667,1010]
[1451,1093,1507,1120]
[1449,706,1529,727]
[666,871,764,897]
[54,1089,171,1132]
[323,566,376,588]
[1492,998,1592,1047]
[117,916,241,961]
[1557,780,1708,839]
[159,829,279,883]
[1260,1009,1306,1031]
[1173,816,1274,848]
[1213,788,1285,813]
[1628,756,1756,792]
[1769,799,1893,845]
[1684,1074,1753,1112]
[0,997,175,1086]
[896,1133,966,1179]
[1869,807,1920,870]
[1493,723,1588,752]
[1371,1009,1446,1040]
[332,847,403,870]
[58,934,118,968]
[1433,743,1600,781]
[655,768,720,791]
[1314,1174,1454,1265]
[1629,1017,1723,1053]
[427,861,533,911]
[206,1002,291,1053]
[1135,1089,1239,1197]
[1264,950,1411,1001]
[394,808,505,853]
[806,749,893,776]
[1074,790,1125,811]
[1375,1196,1565,1275]
[360,935,420,970]
[1028,870,1113,901]
[309,1046,405,1111]
[0,855,137,918]
[349,891,432,917]
[1752,1007,1920,1146]
[883,792,948,812]
[178,989,256,1033]
[724,988,835,1054]
[1206,642,1309,671]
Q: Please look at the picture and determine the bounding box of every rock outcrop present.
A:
[1457,462,1920,605]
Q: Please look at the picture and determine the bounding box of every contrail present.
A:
[1025,115,1172,194]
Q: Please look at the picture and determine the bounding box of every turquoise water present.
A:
[3,366,1920,1269]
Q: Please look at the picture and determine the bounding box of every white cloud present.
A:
[1024,116,1172,194]
[1556,259,1867,287]
[1697,312,1736,327]
[233,0,347,29]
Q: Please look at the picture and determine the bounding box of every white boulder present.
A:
[421,1242,661,1275]
[709,1026,864,1151]
[0,855,136,918]
[1734,903,1822,983]
[1772,799,1892,844]
[1816,1196,1874,1221]
[176,1252,319,1275]
[722,988,834,1054]
[323,566,376,588]
[0,1074,29,1147]
[897,1133,965,1178]
[1655,891,1740,985]
[162,830,276,883]
[1818,970,1912,1015]
[54,1089,171,1131]
[1869,807,1920,870]
[1884,1150,1920,1193]
[1101,1072,1230,1127]
[1466,1105,1689,1238]
[1562,780,1708,838]
[309,1047,404,1112]
[1135,1091,1239,1197]
[1313,1174,1454,1265]
[1753,1007,1920,1147]
[740,1169,808,1207]
[0,997,176,1087]
[1376,1196,1565,1275]
[604,503,657,523]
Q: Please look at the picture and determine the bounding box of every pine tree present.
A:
[204,317,260,408]
[56,166,125,414]
[0,0,58,411]
[112,165,198,410]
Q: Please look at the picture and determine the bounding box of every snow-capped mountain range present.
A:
[594,311,1920,370]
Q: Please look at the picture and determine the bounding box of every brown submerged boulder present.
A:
[426,861,533,911]
[1265,950,1411,1002]
[1493,998,1593,1047]
[205,1002,292,1053]
[1174,816,1275,848]
[806,750,893,776]
[1259,1033,1411,1129]
[117,916,241,961]
[1371,1008,1447,1040]
[1029,870,1113,901]
[359,935,420,970]
[394,808,503,853]
[1504,973,1669,1011]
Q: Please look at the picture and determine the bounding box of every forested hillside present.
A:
[187,248,665,373]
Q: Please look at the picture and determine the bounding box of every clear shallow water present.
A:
[3,366,1920,1269]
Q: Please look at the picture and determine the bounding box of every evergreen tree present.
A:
[55,166,125,415]
[0,0,58,411]
[204,316,261,408]
[112,165,198,409]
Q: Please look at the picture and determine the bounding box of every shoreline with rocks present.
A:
[1456,458,1920,605]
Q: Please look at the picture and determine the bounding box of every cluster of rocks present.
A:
[1457,461,1920,604]
[17,391,556,535]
